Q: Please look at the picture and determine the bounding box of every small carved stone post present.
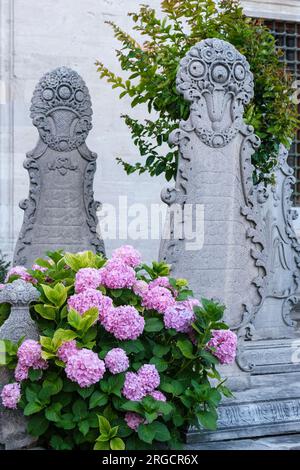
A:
[0,280,40,449]
[13,67,105,267]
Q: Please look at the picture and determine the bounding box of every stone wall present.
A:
[1,0,299,265]
[0,0,164,263]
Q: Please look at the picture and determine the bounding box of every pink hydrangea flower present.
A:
[138,364,160,393]
[17,340,42,367]
[142,286,175,314]
[207,330,237,364]
[32,358,48,371]
[112,245,142,268]
[0,284,4,289]
[102,306,145,341]
[14,362,29,382]
[125,412,144,431]
[164,302,195,333]
[180,298,200,310]
[74,268,102,293]
[5,266,34,283]
[57,340,78,363]
[122,372,146,401]
[97,295,114,322]
[1,383,21,409]
[65,349,105,388]
[133,280,149,297]
[105,348,129,374]
[149,277,177,295]
[100,259,136,289]
[150,390,167,402]
[67,288,113,321]
[32,264,47,273]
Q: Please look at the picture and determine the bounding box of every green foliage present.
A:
[1,250,232,450]
[94,416,125,450]
[96,0,298,184]
[0,251,10,326]
[0,250,10,283]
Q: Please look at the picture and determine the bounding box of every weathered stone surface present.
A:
[159,38,264,332]
[0,280,40,449]
[160,38,300,443]
[184,433,300,450]
[13,67,105,267]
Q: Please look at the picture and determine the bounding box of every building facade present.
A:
[0,0,299,262]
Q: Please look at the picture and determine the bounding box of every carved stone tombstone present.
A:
[13,67,105,268]
[159,38,264,331]
[0,280,40,449]
[160,39,300,444]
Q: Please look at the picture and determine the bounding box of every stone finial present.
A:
[30,66,93,152]
[0,280,40,306]
[173,38,254,149]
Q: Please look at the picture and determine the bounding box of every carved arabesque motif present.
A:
[253,146,300,329]
[30,66,92,152]
[159,39,266,339]
[13,67,105,267]
[176,38,254,148]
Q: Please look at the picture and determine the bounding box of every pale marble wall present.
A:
[0,0,165,263]
[0,0,298,263]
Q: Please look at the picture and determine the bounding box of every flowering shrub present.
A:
[1,246,236,450]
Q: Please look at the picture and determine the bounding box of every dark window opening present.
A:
[265,20,300,205]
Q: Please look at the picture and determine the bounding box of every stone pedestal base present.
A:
[187,379,300,444]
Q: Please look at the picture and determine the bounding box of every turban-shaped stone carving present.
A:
[175,38,254,148]
[0,279,40,306]
[30,66,93,152]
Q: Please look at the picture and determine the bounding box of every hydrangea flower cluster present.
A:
[122,364,161,401]
[57,340,78,363]
[141,286,175,314]
[125,412,144,431]
[164,302,196,333]
[138,364,160,393]
[100,259,136,290]
[102,306,145,341]
[148,276,178,296]
[122,372,145,401]
[1,383,21,409]
[150,390,166,402]
[133,280,149,296]
[17,339,42,366]
[112,245,142,268]
[68,288,112,320]
[207,329,237,364]
[65,348,105,388]
[75,268,102,293]
[5,266,34,283]
[15,339,48,382]
[32,264,47,273]
[105,348,129,374]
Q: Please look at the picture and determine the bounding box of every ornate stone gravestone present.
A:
[159,38,300,443]
[159,38,264,334]
[0,280,40,449]
[13,67,105,268]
